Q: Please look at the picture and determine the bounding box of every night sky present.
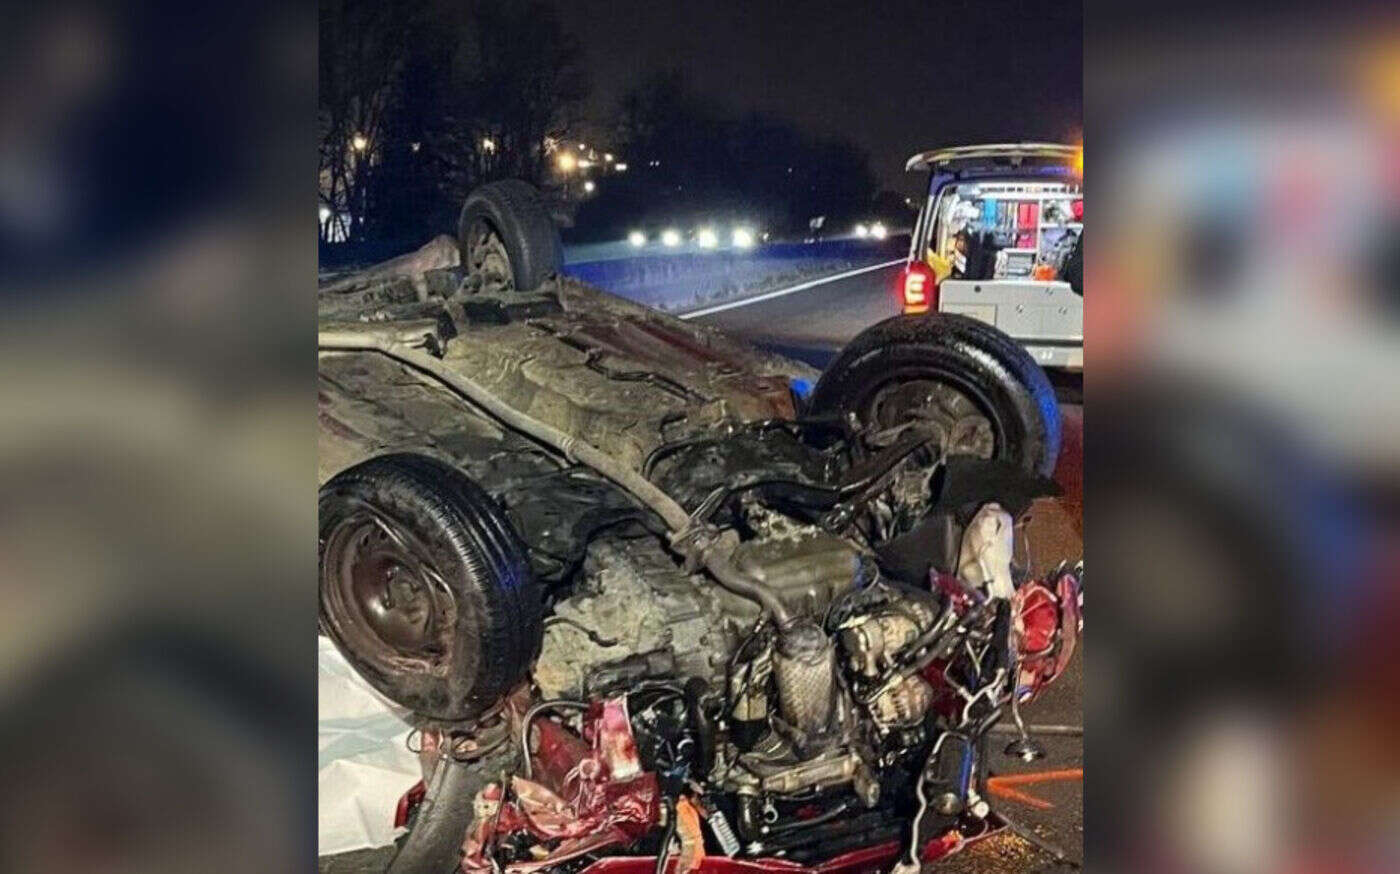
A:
[548,0,1082,195]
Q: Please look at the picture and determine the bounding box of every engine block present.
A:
[532,533,863,699]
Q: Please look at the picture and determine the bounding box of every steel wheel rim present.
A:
[465,219,514,293]
[852,375,999,543]
[864,378,996,459]
[321,510,455,674]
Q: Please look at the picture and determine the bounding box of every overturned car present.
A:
[318,181,1081,873]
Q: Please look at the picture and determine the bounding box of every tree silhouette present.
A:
[319,0,586,248]
[319,0,424,243]
[574,70,877,241]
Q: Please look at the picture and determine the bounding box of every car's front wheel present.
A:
[318,453,543,724]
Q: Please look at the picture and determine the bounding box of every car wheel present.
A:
[456,180,563,293]
[386,740,519,874]
[810,313,1061,477]
[319,453,543,723]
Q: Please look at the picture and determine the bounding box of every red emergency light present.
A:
[900,262,937,314]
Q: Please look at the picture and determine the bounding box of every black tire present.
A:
[456,180,562,292]
[319,454,543,723]
[387,742,519,874]
[810,313,1061,477]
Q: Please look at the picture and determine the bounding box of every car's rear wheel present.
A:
[319,453,543,724]
[456,180,562,293]
[810,313,1061,478]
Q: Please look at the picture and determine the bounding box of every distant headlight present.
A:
[854,223,869,238]
[870,222,887,240]
[628,230,646,247]
[697,228,719,248]
[661,228,682,247]
[731,227,755,249]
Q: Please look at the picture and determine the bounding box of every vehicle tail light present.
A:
[901,262,937,314]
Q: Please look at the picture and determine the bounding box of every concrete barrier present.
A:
[561,237,906,313]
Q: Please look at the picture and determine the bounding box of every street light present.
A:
[351,133,368,152]
[557,152,577,172]
[481,137,496,153]
[583,180,595,193]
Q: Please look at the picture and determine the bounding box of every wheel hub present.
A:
[854,379,997,543]
[465,220,514,293]
[353,549,433,651]
[866,380,994,459]
[323,515,453,669]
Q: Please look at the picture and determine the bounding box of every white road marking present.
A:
[678,258,905,320]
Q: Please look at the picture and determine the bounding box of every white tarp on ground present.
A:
[318,635,420,856]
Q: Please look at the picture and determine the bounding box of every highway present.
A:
[687,259,1083,405]
[684,259,905,370]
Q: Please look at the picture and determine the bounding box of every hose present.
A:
[759,798,853,837]
[519,699,588,780]
[655,796,678,874]
[682,677,716,778]
[699,532,793,625]
[319,330,794,625]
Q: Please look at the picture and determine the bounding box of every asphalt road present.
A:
[684,260,905,370]
[959,496,1084,874]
